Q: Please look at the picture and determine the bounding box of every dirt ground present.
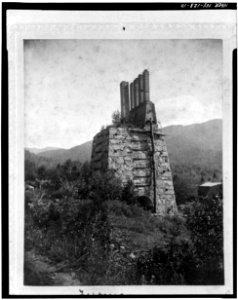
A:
[24,251,81,286]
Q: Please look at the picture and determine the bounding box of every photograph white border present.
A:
[7,9,236,295]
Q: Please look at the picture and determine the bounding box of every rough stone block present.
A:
[134,176,151,186]
[132,152,148,160]
[91,124,177,215]
[133,160,150,168]
[133,169,151,177]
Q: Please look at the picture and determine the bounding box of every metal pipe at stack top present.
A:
[134,78,139,107]
[133,80,137,108]
[124,82,130,119]
[139,74,144,104]
[120,81,130,120]
[143,69,150,102]
[120,82,126,119]
[130,82,134,110]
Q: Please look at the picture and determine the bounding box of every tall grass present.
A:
[25,172,223,285]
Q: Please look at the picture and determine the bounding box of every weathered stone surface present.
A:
[133,169,151,177]
[91,70,177,215]
[91,129,109,173]
[132,152,148,160]
[137,187,147,196]
[129,140,148,149]
[134,177,151,186]
[109,127,118,135]
[133,160,150,168]
[91,125,177,214]
[161,173,173,180]
[94,144,108,153]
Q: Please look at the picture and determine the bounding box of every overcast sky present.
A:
[24,39,222,149]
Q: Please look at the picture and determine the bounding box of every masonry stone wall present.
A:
[91,128,109,172]
[91,126,177,215]
[91,69,177,215]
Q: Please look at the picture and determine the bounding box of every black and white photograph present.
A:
[24,38,224,286]
[5,7,236,296]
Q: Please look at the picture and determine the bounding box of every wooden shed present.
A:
[198,182,222,199]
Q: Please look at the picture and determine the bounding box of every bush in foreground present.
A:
[25,168,224,285]
[186,197,224,284]
[136,239,195,284]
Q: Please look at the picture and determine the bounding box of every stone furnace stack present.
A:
[91,70,177,214]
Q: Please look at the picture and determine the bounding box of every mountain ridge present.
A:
[26,147,65,154]
[26,119,222,167]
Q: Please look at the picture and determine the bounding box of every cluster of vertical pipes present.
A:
[120,69,150,121]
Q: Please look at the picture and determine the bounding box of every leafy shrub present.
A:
[76,171,123,201]
[89,171,123,201]
[62,199,111,284]
[106,200,131,217]
[136,197,224,285]
[106,200,148,219]
[186,197,224,284]
[31,202,53,229]
[26,186,112,282]
[112,110,122,126]
[76,179,91,199]
[25,159,37,181]
[50,188,70,199]
[136,239,195,284]
[105,248,138,285]
[121,180,136,204]
[25,191,33,211]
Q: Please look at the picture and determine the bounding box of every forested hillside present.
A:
[26,147,63,154]
[27,119,222,168]
[164,119,222,167]
[164,119,222,203]
[29,141,92,165]
[26,119,222,204]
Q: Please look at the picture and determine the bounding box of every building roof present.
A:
[199,182,222,187]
